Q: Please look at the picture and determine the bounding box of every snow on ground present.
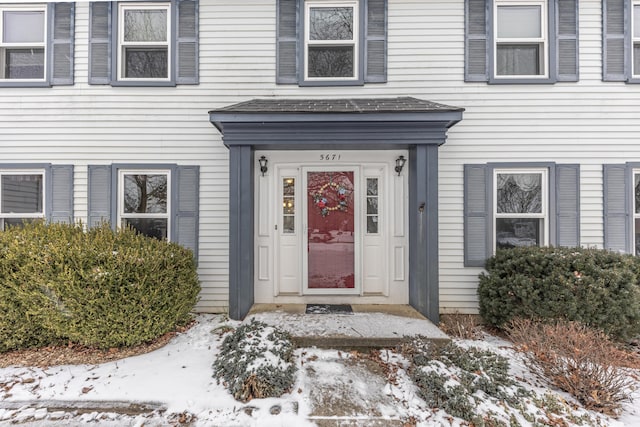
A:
[0,314,638,426]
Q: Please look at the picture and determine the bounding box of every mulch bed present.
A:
[0,321,195,369]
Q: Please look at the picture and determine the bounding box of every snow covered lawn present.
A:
[0,314,638,426]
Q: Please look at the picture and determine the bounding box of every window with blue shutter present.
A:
[88,164,199,257]
[464,0,578,83]
[464,163,580,267]
[277,0,387,85]
[0,3,74,87]
[603,0,640,83]
[89,0,198,86]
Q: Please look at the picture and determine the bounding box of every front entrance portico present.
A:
[209,97,464,322]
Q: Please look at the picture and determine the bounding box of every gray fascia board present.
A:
[209,111,463,123]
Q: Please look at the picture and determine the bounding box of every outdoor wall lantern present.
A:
[395,155,406,176]
[259,156,268,176]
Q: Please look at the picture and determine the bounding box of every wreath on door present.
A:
[312,182,348,217]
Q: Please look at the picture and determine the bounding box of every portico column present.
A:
[228,145,255,320]
[408,144,439,323]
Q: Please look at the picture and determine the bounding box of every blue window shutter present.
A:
[556,0,578,81]
[49,165,74,224]
[88,165,112,228]
[276,0,299,84]
[464,164,489,267]
[555,164,580,247]
[89,2,112,85]
[364,0,387,83]
[49,2,74,86]
[465,0,488,82]
[176,0,199,84]
[603,0,627,81]
[603,164,630,252]
[173,166,199,258]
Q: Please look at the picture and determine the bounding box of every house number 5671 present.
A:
[320,154,341,161]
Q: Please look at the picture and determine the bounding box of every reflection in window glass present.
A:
[305,1,357,79]
[120,171,169,240]
[495,171,545,250]
[0,172,44,230]
[283,178,295,233]
[124,9,167,42]
[366,178,378,234]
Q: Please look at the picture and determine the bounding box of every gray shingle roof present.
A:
[209,97,463,114]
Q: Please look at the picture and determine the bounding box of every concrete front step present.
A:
[246,304,450,350]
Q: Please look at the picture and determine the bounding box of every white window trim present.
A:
[304,0,359,82]
[0,4,47,82]
[493,0,548,79]
[117,2,171,82]
[492,168,549,251]
[117,169,171,240]
[0,169,46,227]
[633,1,640,78]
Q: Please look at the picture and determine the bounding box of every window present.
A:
[0,171,44,229]
[118,3,170,81]
[89,0,198,86]
[282,177,295,233]
[464,163,579,267]
[305,1,358,81]
[494,1,547,78]
[118,170,170,240]
[88,164,199,257]
[494,169,547,249]
[366,177,379,233]
[276,0,387,85]
[0,3,73,87]
[465,0,578,83]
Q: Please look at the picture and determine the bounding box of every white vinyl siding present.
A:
[1,0,640,316]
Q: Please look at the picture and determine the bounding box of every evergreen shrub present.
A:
[213,319,296,402]
[0,221,200,351]
[478,246,640,341]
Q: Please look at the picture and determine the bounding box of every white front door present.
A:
[254,150,408,304]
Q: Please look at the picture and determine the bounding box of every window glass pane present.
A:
[496,173,542,213]
[1,174,43,214]
[309,7,353,40]
[4,48,45,79]
[283,216,295,234]
[3,11,45,43]
[124,48,168,78]
[122,218,168,240]
[497,5,541,38]
[308,46,354,77]
[496,44,541,75]
[635,173,640,214]
[283,197,295,215]
[635,5,640,38]
[366,178,378,196]
[366,197,378,215]
[124,9,167,42]
[123,174,167,214]
[283,178,295,196]
[496,218,541,249]
[367,216,378,234]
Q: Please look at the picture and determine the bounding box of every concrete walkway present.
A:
[246,304,449,349]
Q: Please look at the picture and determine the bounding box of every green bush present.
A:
[0,221,200,351]
[478,246,640,341]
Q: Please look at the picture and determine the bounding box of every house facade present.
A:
[1,0,639,322]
